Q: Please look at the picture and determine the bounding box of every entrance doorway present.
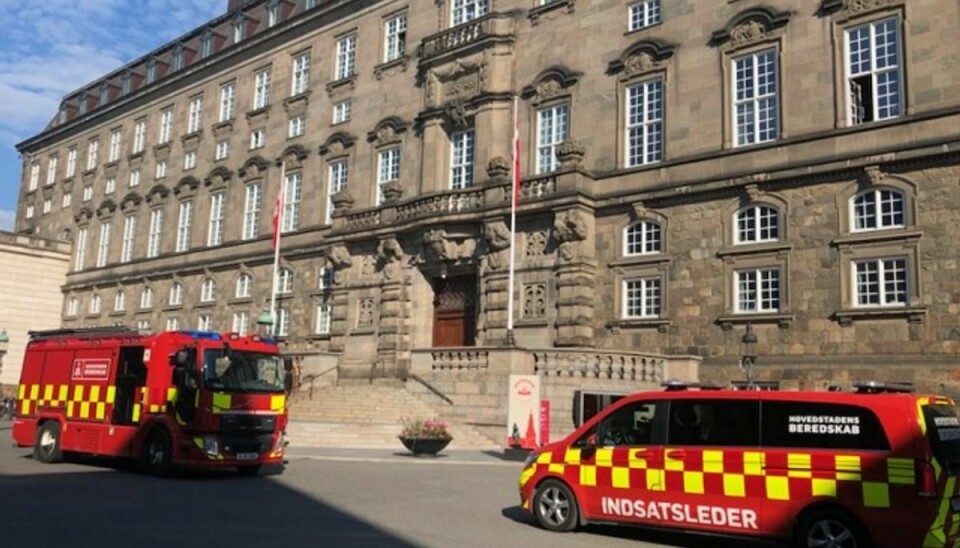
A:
[432,275,477,347]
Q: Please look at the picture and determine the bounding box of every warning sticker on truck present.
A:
[71,358,111,380]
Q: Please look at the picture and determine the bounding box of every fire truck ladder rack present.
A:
[852,381,915,394]
[661,380,724,391]
[28,326,139,341]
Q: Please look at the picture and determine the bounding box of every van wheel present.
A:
[533,479,579,532]
[236,465,261,477]
[34,421,63,463]
[795,508,869,548]
[141,428,173,477]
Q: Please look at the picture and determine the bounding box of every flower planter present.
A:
[399,437,452,456]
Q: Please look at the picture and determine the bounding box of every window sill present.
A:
[163,304,183,312]
[831,228,923,248]
[608,318,672,333]
[181,131,203,145]
[283,90,311,113]
[833,306,927,326]
[325,76,356,97]
[624,21,663,36]
[245,106,271,120]
[127,151,145,162]
[195,301,216,309]
[228,297,253,305]
[373,56,408,80]
[609,254,671,268]
[717,313,794,330]
[306,334,332,341]
[717,241,792,258]
[528,0,575,25]
[109,310,125,317]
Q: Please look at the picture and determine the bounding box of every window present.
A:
[89,295,102,315]
[155,161,167,180]
[628,0,661,32]
[236,273,252,298]
[42,199,52,214]
[736,268,781,313]
[277,307,290,336]
[122,72,133,95]
[315,302,332,334]
[278,268,294,294]
[46,156,58,185]
[198,315,212,331]
[140,287,154,309]
[233,15,245,43]
[62,193,72,209]
[66,148,77,178]
[250,129,265,149]
[243,183,262,240]
[219,82,236,122]
[105,176,116,195]
[377,148,400,205]
[537,104,569,173]
[733,49,779,146]
[121,215,136,263]
[318,267,334,290]
[215,139,230,160]
[96,221,111,267]
[253,69,271,109]
[147,209,163,258]
[384,14,407,63]
[304,0,317,8]
[25,205,34,219]
[851,189,904,231]
[188,96,203,133]
[133,119,146,153]
[761,401,888,450]
[172,45,184,72]
[283,173,302,232]
[735,205,780,244]
[82,185,93,202]
[201,279,217,302]
[452,0,488,26]
[846,18,901,125]
[327,160,348,224]
[232,311,249,335]
[333,100,351,124]
[623,277,661,319]
[129,169,141,188]
[67,297,80,316]
[146,59,157,84]
[208,191,225,246]
[667,399,760,447]
[176,200,193,252]
[184,151,197,170]
[624,220,662,256]
[450,130,475,189]
[625,78,663,166]
[335,35,357,80]
[159,108,173,144]
[590,400,661,447]
[854,257,907,307]
[289,116,305,138]
[169,283,183,306]
[108,129,121,162]
[292,53,311,95]
[79,93,88,115]
[99,83,109,107]
[114,291,126,312]
[86,139,99,170]
[267,0,280,27]
[166,317,180,331]
[201,31,213,58]
[29,162,39,190]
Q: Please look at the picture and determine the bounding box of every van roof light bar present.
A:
[853,381,915,394]
[661,380,723,392]
[28,326,138,341]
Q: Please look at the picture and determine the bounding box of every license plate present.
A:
[236,452,258,461]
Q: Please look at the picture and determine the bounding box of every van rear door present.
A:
[922,403,960,475]
[920,402,960,547]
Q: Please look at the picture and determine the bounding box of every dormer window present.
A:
[99,82,109,106]
[267,0,280,27]
[78,92,88,115]
[233,15,246,43]
[146,59,157,84]
[121,71,133,96]
[200,30,214,58]
[172,44,184,72]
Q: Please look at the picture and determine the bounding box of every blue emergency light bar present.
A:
[179,330,222,341]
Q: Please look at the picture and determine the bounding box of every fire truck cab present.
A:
[11,327,288,476]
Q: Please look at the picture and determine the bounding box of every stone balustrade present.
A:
[343,209,381,230]
[519,175,557,201]
[395,188,485,221]
[532,350,664,382]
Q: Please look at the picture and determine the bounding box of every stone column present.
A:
[325,245,353,353]
[375,238,408,378]
[552,207,597,347]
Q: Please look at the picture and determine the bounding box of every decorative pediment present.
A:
[74,206,95,224]
[173,176,200,197]
[120,192,143,211]
[95,199,117,218]
[319,132,356,157]
[607,40,676,78]
[521,66,580,103]
[424,56,486,107]
[239,156,270,180]
[145,184,170,204]
[204,166,233,189]
[820,0,892,19]
[367,117,408,147]
[710,7,792,49]
[279,144,309,170]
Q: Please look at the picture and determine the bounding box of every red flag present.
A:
[271,181,284,251]
[512,97,521,208]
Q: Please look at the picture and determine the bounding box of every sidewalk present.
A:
[284,445,525,467]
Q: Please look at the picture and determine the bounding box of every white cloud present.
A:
[0,209,15,231]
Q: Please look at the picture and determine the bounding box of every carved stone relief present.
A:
[424,229,451,261]
[730,19,768,46]
[525,231,548,257]
[523,283,547,318]
[361,255,377,277]
[357,298,375,328]
[553,210,589,262]
[425,57,485,108]
[483,221,511,270]
[377,238,404,281]
[325,245,353,285]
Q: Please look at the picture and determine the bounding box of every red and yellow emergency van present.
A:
[518,382,960,547]
[11,327,288,476]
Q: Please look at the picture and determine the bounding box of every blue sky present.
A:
[0,0,226,231]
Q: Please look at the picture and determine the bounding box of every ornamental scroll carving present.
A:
[553,210,589,262]
[730,19,767,46]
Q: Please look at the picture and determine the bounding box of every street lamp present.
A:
[741,323,758,388]
[256,309,274,337]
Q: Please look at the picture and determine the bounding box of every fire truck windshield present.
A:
[201,349,285,393]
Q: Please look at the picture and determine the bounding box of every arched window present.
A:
[851,188,904,231]
[67,297,80,316]
[201,279,217,302]
[169,282,183,306]
[114,291,126,312]
[623,220,662,256]
[735,205,779,244]
[140,287,154,309]
[89,294,102,314]
[236,273,252,298]
[278,268,294,294]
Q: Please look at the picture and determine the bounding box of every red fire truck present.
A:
[11,327,288,476]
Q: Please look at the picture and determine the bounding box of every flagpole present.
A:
[270,160,287,337]
[505,95,519,347]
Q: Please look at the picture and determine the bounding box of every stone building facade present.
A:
[12,0,960,394]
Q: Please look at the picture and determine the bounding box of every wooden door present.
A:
[432,276,477,347]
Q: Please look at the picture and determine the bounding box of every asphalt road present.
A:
[0,422,777,548]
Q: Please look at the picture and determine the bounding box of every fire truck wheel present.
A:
[794,507,869,548]
[142,428,173,476]
[533,479,579,532]
[34,421,63,463]
[236,465,262,477]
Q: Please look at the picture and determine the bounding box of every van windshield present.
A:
[922,404,960,474]
[202,349,284,393]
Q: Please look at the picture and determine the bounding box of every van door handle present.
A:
[632,450,656,459]
[666,450,687,460]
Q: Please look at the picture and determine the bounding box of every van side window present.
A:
[761,401,889,450]
[595,401,662,447]
[667,399,760,446]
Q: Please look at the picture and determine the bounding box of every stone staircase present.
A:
[285,382,500,450]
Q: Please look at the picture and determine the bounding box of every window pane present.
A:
[668,400,760,446]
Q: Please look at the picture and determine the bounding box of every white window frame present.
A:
[42,199,52,214]
[169,283,183,306]
[384,13,407,63]
[105,176,116,195]
[188,96,203,134]
[450,129,475,189]
[198,315,212,331]
[376,147,400,205]
[536,104,569,174]
[67,297,80,316]
[215,139,230,160]
[176,200,193,252]
[845,17,902,126]
[66,148,77,178]
[735,205,780,244]
[121,215,136,263]
[89,295,102,315]
[451,0,488,26]
[289,116,305,138]
[166,317,180,332]
[155,161,167,180]
[243,183,262,240]
[86,139,99,170]
[114,291,126,312]
[622,276,662,319]
[62,192,72,209]
[133,119,147,153]
[333,100,351,124]
[129,169,141,188]
[236,273,252,298]
[147,209,163,258]
[282,173,302,232]
[82,185,93,202]
[276,307,290,336]
[292,52,311,95]
[232,311,249,335]
[628,0,661,32]
[46,156,58,185]
[250,129,265,149]
[25,205,34,219]
[253,69,272,110]
[109,129,122,162]
[29,162,39,190]
[623,220,662,256]
[136,320,150,331]
[327,160,348,224]
[853,257,908,307]
[735,267,781,313]
[96,221,111,267]
[625,78,664,166]
[207,191,225,246]
[159,108,173,144]
[184,151,197,170]
[140,287,154,309]
[201,279,217,302]
[278,268,294,294]
[733,49,779,147]
[315,302,332,334]
[335,34,357,80]
[850,188,905,232]
[219,82,236,122]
